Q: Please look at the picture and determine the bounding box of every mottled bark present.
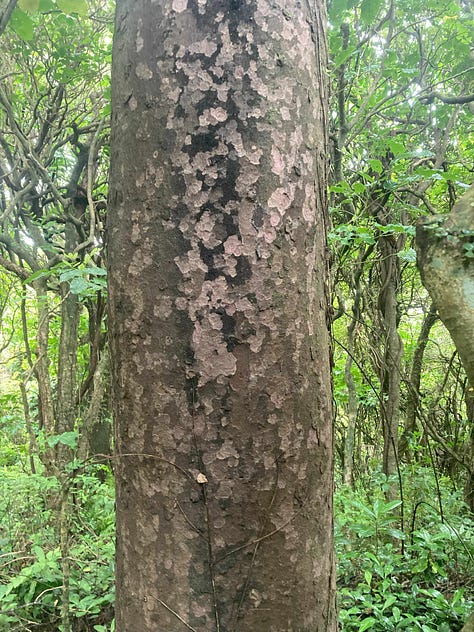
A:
[416,186,474,388]
[462,611,474,632]
[416,185,474,510]
[78,348,110,462]
[108,1,336,631]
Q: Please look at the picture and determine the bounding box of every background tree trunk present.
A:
[399,304,437,461]
[416,186,474,387]
[0,0,16,37]
[417,185,474,510]
[108,1,337,630]
[377,228,404,498]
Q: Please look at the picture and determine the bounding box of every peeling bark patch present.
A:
[172,0,188,11]
[135,62,153,80]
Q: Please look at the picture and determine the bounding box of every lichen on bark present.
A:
[108,0,336,630]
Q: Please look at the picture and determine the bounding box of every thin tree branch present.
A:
[0,0,16,37]
[419,91,474,105]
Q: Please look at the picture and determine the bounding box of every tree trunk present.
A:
[399,304,437,461]
[33,279,57,474]
[465,390,474,512]
[108,1,337,630]
[416,186,474,387]
[378,232,403,496]
[343,249,366,487]
[56,282,80,464]
[0,0,16,37]
[416,185,474,511]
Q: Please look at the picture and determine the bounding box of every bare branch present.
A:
[419,91,474,105]
[0,254,30,280]
[0,0,16,37]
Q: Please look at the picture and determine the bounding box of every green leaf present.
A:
[334,45,357,67]
[9,8,34,40]
[329,0,348,19]
[57,0,88,15]
[18,0,40,13]
[39,0,56,9]
[387,527,405,539]
[349,499,376,519]
[69,277,89,294]
[25,269,51,284]
[386,139,405,157]
[398,248,417,263]
[83,265,107,276]
[368,159,383,174]
[376,223,415,236]
[353,181,366,195]
[46,431,78,449]
[32,545,45,563]
[384,499,402,512]
[360,0,382,24]
[359,617,376,631]
[59,268,80,283]
[356,228,376,244]
[382,594,397,611]
[463,243,474,258]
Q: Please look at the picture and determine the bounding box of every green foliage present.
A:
[25,257,108,299]
[46,430,79,449]
[57,0,89,15]
[10,0,91,41]
[0,392,28,467]
[0,464,115,629]
[336,469,474,631]
[9,8,35,40]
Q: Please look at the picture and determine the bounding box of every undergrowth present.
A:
[335,468,474,631]
[0,464,115,631]
[0,455,472,631]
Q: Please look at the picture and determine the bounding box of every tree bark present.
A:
[416,186,474,387]
[399,304,437,461]
[0,0,16,37]
[377,232,403,497]
[416,185,474,511]
[108,1,336,630]
[342,249,366,487]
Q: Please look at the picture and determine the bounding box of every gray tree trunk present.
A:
[417,185,474,511]
[108,0,337,630]
[377,229,404,498]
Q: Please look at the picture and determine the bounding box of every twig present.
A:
[74,117,106,253]
[214,504,305,566]
[189,383,221,632]
[201,481,221,632]
[230,458,281,632]
[149,595,198,632]
[175,498,204,537]
[116,452,195,483]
